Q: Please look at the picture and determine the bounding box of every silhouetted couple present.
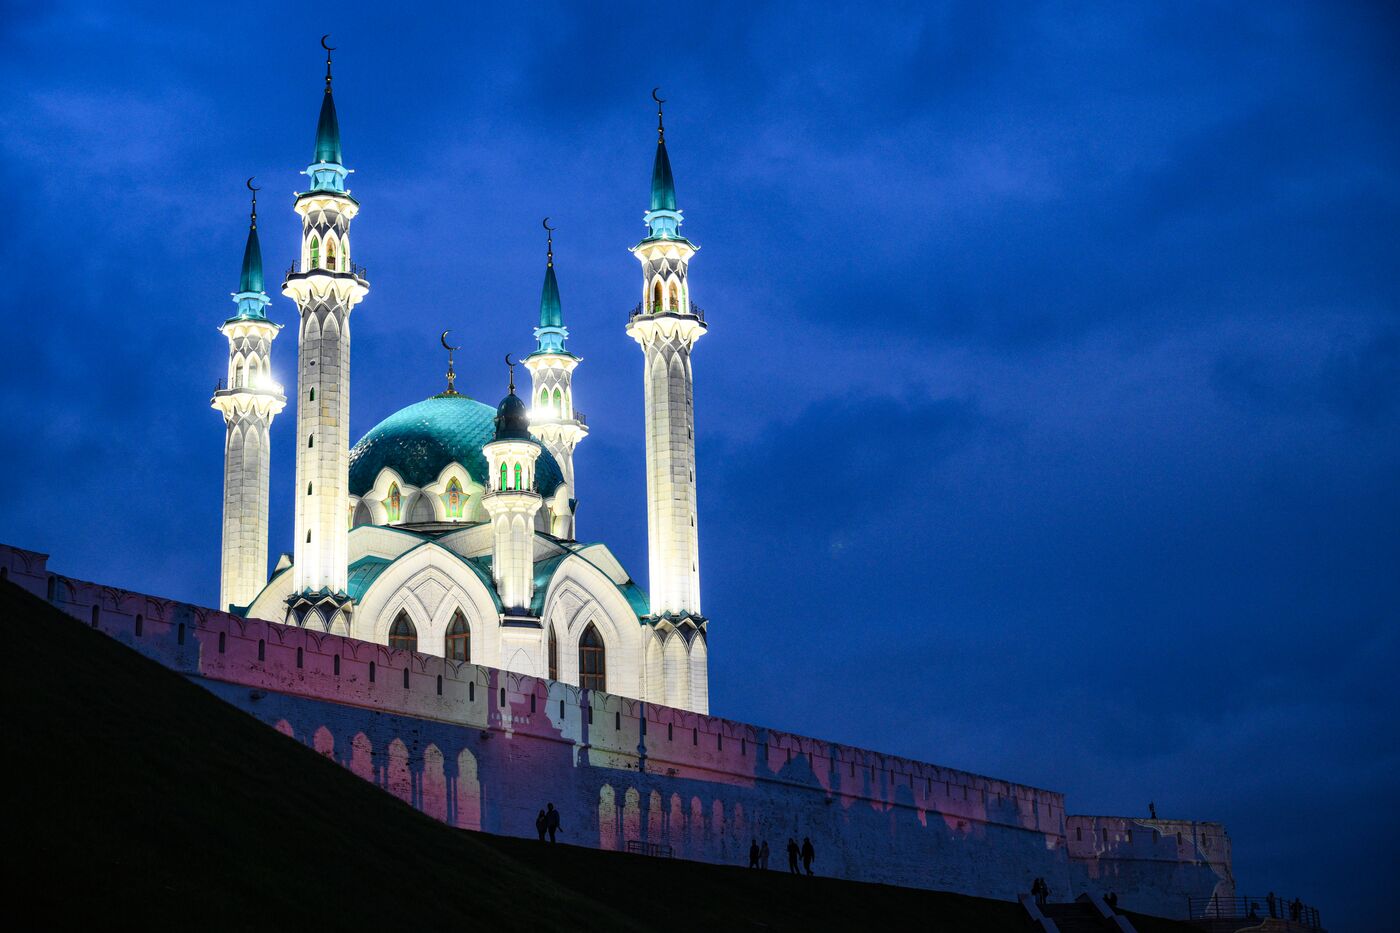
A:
[748,839,769,869]
[535,803,561,842]
[1031,877,1050,907]
[786,837,815,875]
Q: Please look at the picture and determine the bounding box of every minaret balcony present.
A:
[282,263,370,304]
[627,302,706,326]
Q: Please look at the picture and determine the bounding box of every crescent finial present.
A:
[441,329,460,351]
[542,216,555,233]
[652,87,666,105]
[504,353,517,393]
[321,34,336,52]
[245,176,260,193]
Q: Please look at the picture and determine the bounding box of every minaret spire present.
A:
[214,178,286,611]
[526,217,587,540]
[440,330,461,396]
[627,91,709,712]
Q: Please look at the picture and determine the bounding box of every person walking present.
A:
[545,802,561,843]
[1031,877,1046,907]
[535,809,547,842]
[786,838,800,874]
[801,837,815,876]
[748,839,760,868]
[759,839,770,870]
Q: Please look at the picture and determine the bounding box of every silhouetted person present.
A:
[535,809,547,841]
[1267,892,1277,919]
[760,840,770,869]
[801,837,815,876]
[1148,801,1157,819]
[786,838,800,874]
[1105,891,1118,910]
[545,802,560,842]
[1032,877,1048,907]
[749,839,760,868]
[1247,902,1260,920]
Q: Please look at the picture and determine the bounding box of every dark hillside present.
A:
[1,581,1192,931]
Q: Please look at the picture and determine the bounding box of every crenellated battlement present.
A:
[2,541,1233,917]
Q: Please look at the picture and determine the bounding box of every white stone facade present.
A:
[212,317,285,610]
[283,192,368,602]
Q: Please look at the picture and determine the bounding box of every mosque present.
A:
[213,45,710,712]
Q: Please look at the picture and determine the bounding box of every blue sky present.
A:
[2,2,1396,927]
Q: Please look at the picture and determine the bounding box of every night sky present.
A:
[2,3,1397,928]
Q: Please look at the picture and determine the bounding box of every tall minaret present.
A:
[525,219,587,539]
[627,92,707,621]
[282,38,369,628]
[212,181,286,611]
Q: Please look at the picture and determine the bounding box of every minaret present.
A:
[627,91,709,712]
[282,38,369,629]
[525,219,587,539]
[212,181,286,611]
[483,361,546,673]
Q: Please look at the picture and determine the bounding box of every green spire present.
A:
[533,220,570,356]
[230,179,270,321]
[239,224,263,295]
[650,95,677,211]
[314,43,342,165]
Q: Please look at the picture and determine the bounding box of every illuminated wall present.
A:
[5,543,1234,917]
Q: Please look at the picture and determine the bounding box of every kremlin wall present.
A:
[4,542,1233,920]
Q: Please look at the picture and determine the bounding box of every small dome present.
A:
[494,391,532,442]
[349,394,563,498]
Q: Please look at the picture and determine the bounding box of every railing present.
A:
[1189,894,1322,929]
[626,302,706,325]
[573,411,587,426]
[625,840,674,858]
[284,261,369,280]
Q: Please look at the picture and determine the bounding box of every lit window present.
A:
[548,626,558,681]
[445,477,465,519]
[388,611,417,652]
[513,463,523,490]
[385,483,401,523]
[309,235,320,270]
[499,462,508,490]
[445,610,469,662]
[578,623,605,691]
[324,236,337,271]
[552,388,563,412]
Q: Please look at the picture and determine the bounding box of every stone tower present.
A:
[483,367,545,673]
[627,94,709,712]
[282,42,369,630]
[525,221,587,539]
[212,183,286,611]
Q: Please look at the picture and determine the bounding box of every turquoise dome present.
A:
[348,394,564,499]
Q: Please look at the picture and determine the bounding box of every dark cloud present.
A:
[1,3,1396,929]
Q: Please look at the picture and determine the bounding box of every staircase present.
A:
[1042,901,1122,932]
[1021,893,1137,933]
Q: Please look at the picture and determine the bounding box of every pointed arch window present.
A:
[668,280,681,312]
[324,235,338,271]
[499,462,508,491]
[652,280,664,312]
[513,463,524,490]
[385,483,401,523]
[578,623,605,691]
[388,611,417,652]
[444,477,465,519]
[309,235,320,271]
[445,610,470,662]
[539,388,550,410]
[552,388,563,413]
[548,626,559,681]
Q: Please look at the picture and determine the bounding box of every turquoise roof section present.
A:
[315,88,342,166]
[239,224,264,295]
[650,139,677,212]
[346,555,392,602]
[348,393,564,498]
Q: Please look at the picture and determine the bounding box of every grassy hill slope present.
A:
[2,581,1189,931]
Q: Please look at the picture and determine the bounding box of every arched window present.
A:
[444,477,465,519]
[539,388,550,410]
[548,626,559,681]
[578,623,605,691]
[388,611,417,652]
[652,279,664,311]
[513,463,524,490]
[499,462,508,490]
[309,235,320,270]
[385,483,401,523]
[669,280,681,312]
[309,387,315,402]
[324,236,338,271]
[552,388,563,412]
[445,610,469,662]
